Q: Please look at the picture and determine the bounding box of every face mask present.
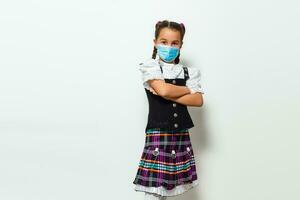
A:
[156,44,180,62]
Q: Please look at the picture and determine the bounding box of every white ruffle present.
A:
[134,180,199,197]
[185,67,205,94]
[138,58,165,90]
[138,58,204,94]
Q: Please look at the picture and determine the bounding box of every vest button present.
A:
[173,113,178,117]
[172,103,177,107]
[174,123,178,128]
[172,80,176,84]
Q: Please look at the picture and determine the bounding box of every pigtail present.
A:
[180,23,186,37]
[174,23,185,64]
[152,21,161,60]
[156,21,162,29]
[152,46,157,59]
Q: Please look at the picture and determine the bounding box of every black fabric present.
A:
[144,65,194,131]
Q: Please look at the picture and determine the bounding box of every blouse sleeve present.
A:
[186,67,205,94]
[138,58,164,90]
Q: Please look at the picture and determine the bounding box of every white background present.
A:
[0,1,299,200]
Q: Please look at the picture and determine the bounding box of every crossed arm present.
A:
[147,79,204,107]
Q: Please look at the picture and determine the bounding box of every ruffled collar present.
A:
[154,56,183,70]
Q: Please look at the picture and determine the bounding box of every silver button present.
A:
[187,147,191,155]
[174,123,178,128]
[171,150,176,158]
[172,103,177,107]
[173,113,178,117]
[172,80,176,84]
[153,147,159,156]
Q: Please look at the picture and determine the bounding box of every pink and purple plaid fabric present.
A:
[133,127,198,190]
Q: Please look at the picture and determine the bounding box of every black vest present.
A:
[145,65,194,131]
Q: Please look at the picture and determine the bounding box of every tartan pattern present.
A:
[133,128,198,190]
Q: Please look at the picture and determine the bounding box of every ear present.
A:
[180,41,184,48]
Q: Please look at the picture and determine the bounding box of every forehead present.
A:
[157,27,181,41]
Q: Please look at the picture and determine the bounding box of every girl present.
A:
[133,20,205,200]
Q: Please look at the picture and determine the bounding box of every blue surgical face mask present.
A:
[156,44,180,63]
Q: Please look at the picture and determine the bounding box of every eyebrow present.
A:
[159,38,180,42]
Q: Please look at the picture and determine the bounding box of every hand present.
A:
[188,88,196,94]
[149,87,158,95]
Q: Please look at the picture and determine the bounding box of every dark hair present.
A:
[152,20,186,64]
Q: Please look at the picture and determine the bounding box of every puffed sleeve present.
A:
[138,58,164,90]
[186,67,205,94]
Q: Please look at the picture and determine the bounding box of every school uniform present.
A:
[133,56,204,198]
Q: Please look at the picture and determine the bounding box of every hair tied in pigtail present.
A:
[156,21,162,28]
[180,23,185,29]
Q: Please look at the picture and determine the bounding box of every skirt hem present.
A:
[133,179,199,197]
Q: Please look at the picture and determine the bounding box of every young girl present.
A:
[133,20,205,200]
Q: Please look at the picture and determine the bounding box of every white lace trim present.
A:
[134,179,199,197]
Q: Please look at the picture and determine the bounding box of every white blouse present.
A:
[138,57,205,94]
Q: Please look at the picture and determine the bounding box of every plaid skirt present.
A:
[132,128,198,197]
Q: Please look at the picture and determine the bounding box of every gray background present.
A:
[0,0,299,200]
